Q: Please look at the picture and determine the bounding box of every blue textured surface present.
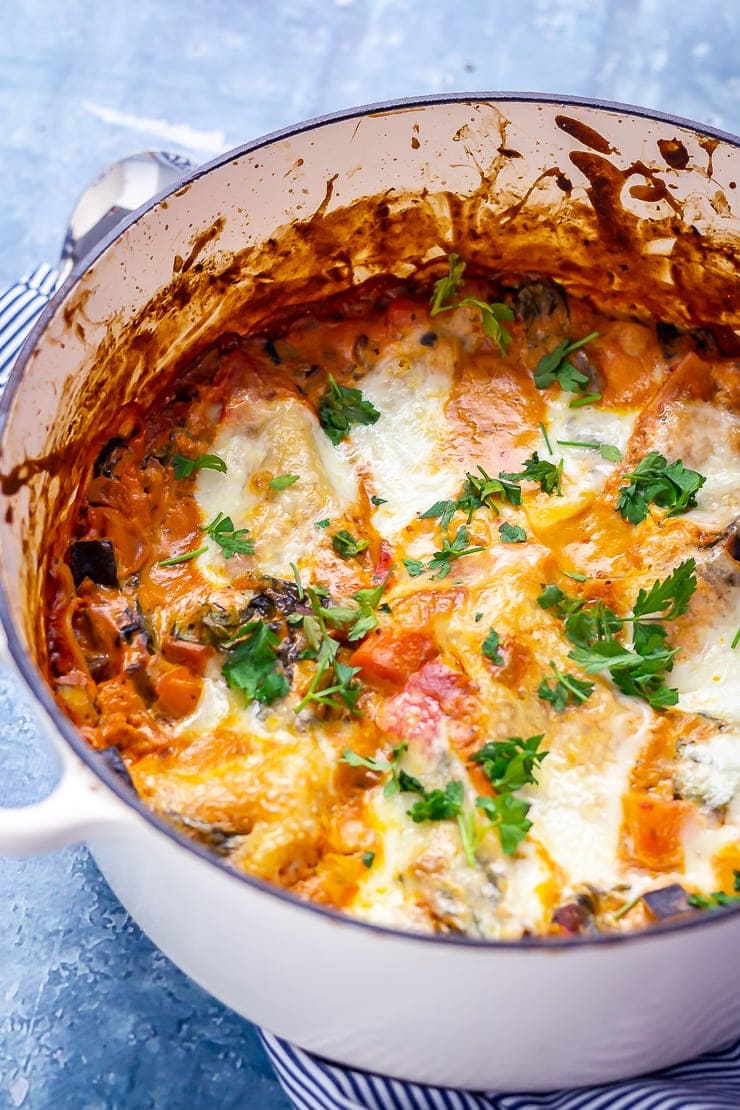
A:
[1,3,739,1108]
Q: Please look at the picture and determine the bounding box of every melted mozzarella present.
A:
[675,730,740,810]
[347,342,460,537]
[543,396,636,493]
[654,401,740,532]
[674,583,740,724]
[527,702,652,886]
[195,396,357,580]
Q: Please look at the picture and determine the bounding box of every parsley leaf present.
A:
[499,522,526,543]
[158,545,208,567]
[202,512,255,558]
[370,495,387,506]
[569,638,680,710]
[428,255,514,354]
[557,439,622,462]
[332,530,370,559]
[403,557,425,577]
[631,557,697,621]
[541,560,695,711]
[482,627,504,665]
[430,253,466,315]
[268,473,300,490]
[428,525,486,580]
[318,374,380,445]
[502,452,563,496]
[420,467,522,530]
[362,851,375,868]
[403,777,477,867]
[407,780,464,823]
[314,518,330,529]
[222,621,290,705]
[476,793,532,856]
[171,453,227,479]
[688,871,740,910]
[538,661,594,711]
[296,634,362,714]
[534,332,597,392]
[471,734,547,793]
[569,392,602,409]
[341,749,392,774]
[615,452,706,524]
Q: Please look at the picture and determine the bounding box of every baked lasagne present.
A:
[45,258,740,938]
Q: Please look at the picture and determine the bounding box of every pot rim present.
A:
[2,90,739,951]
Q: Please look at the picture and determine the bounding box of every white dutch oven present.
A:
[0,95,739,1091]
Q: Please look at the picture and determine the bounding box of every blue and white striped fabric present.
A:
[3,270,740,1110]
[260,1030,740,1110]
[0,264,58,389]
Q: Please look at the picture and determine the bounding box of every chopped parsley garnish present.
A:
[563,570,589,582]
[318,373,380,445]
[296,633,362,715]
[732,628,740,650]
[569,392,602,409]
[405,778,476,867]
[534,332,598,393]
[158,545,208,567]
[482,627,504,665]
[502,452,563,496]
[332,530,370,559]
[314,518,330,529]
[341,743,412,796]
[171,453,227,479]
[370,495,387,506]
[474,611,483,622]
[557,439,622,462]
[421,466,521,529]
[407,779,464,823]
[476,793,532,856]
[222,621,290,705]
[471,734,547,793]
[403,558,425,577]
[615,451,706,524]
[688,871,740,910]
[362,851,375,868]
[499,522,526,543]
[428,525,486,580]
[538,661,594,711]
[202,512,254,558]
[539,559,697,711]
[632,557,697,621]
[268,473,300,490]
[430,252,466,313]
[290,561,304,600]
[429,254,514,355]
[539,421,553,454]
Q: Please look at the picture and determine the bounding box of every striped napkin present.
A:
[2,268,739,1110]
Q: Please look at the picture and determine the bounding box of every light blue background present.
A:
[2,2,739,1107]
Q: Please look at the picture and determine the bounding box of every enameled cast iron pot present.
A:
[0,95,739,1091]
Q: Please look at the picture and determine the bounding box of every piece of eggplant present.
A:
[68,539,119,588]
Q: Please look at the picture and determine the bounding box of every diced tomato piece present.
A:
[621,792,691,872]
[350,629,437,691]
[371,542,394,583]
[376,660,473,749]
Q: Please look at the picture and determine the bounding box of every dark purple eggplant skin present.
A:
[98,746,136,793]
[69,539,119,588]
[642,883,691,921]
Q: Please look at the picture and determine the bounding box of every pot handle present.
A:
[0,735,127,855]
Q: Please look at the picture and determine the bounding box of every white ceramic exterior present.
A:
[0,96,739,1090]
